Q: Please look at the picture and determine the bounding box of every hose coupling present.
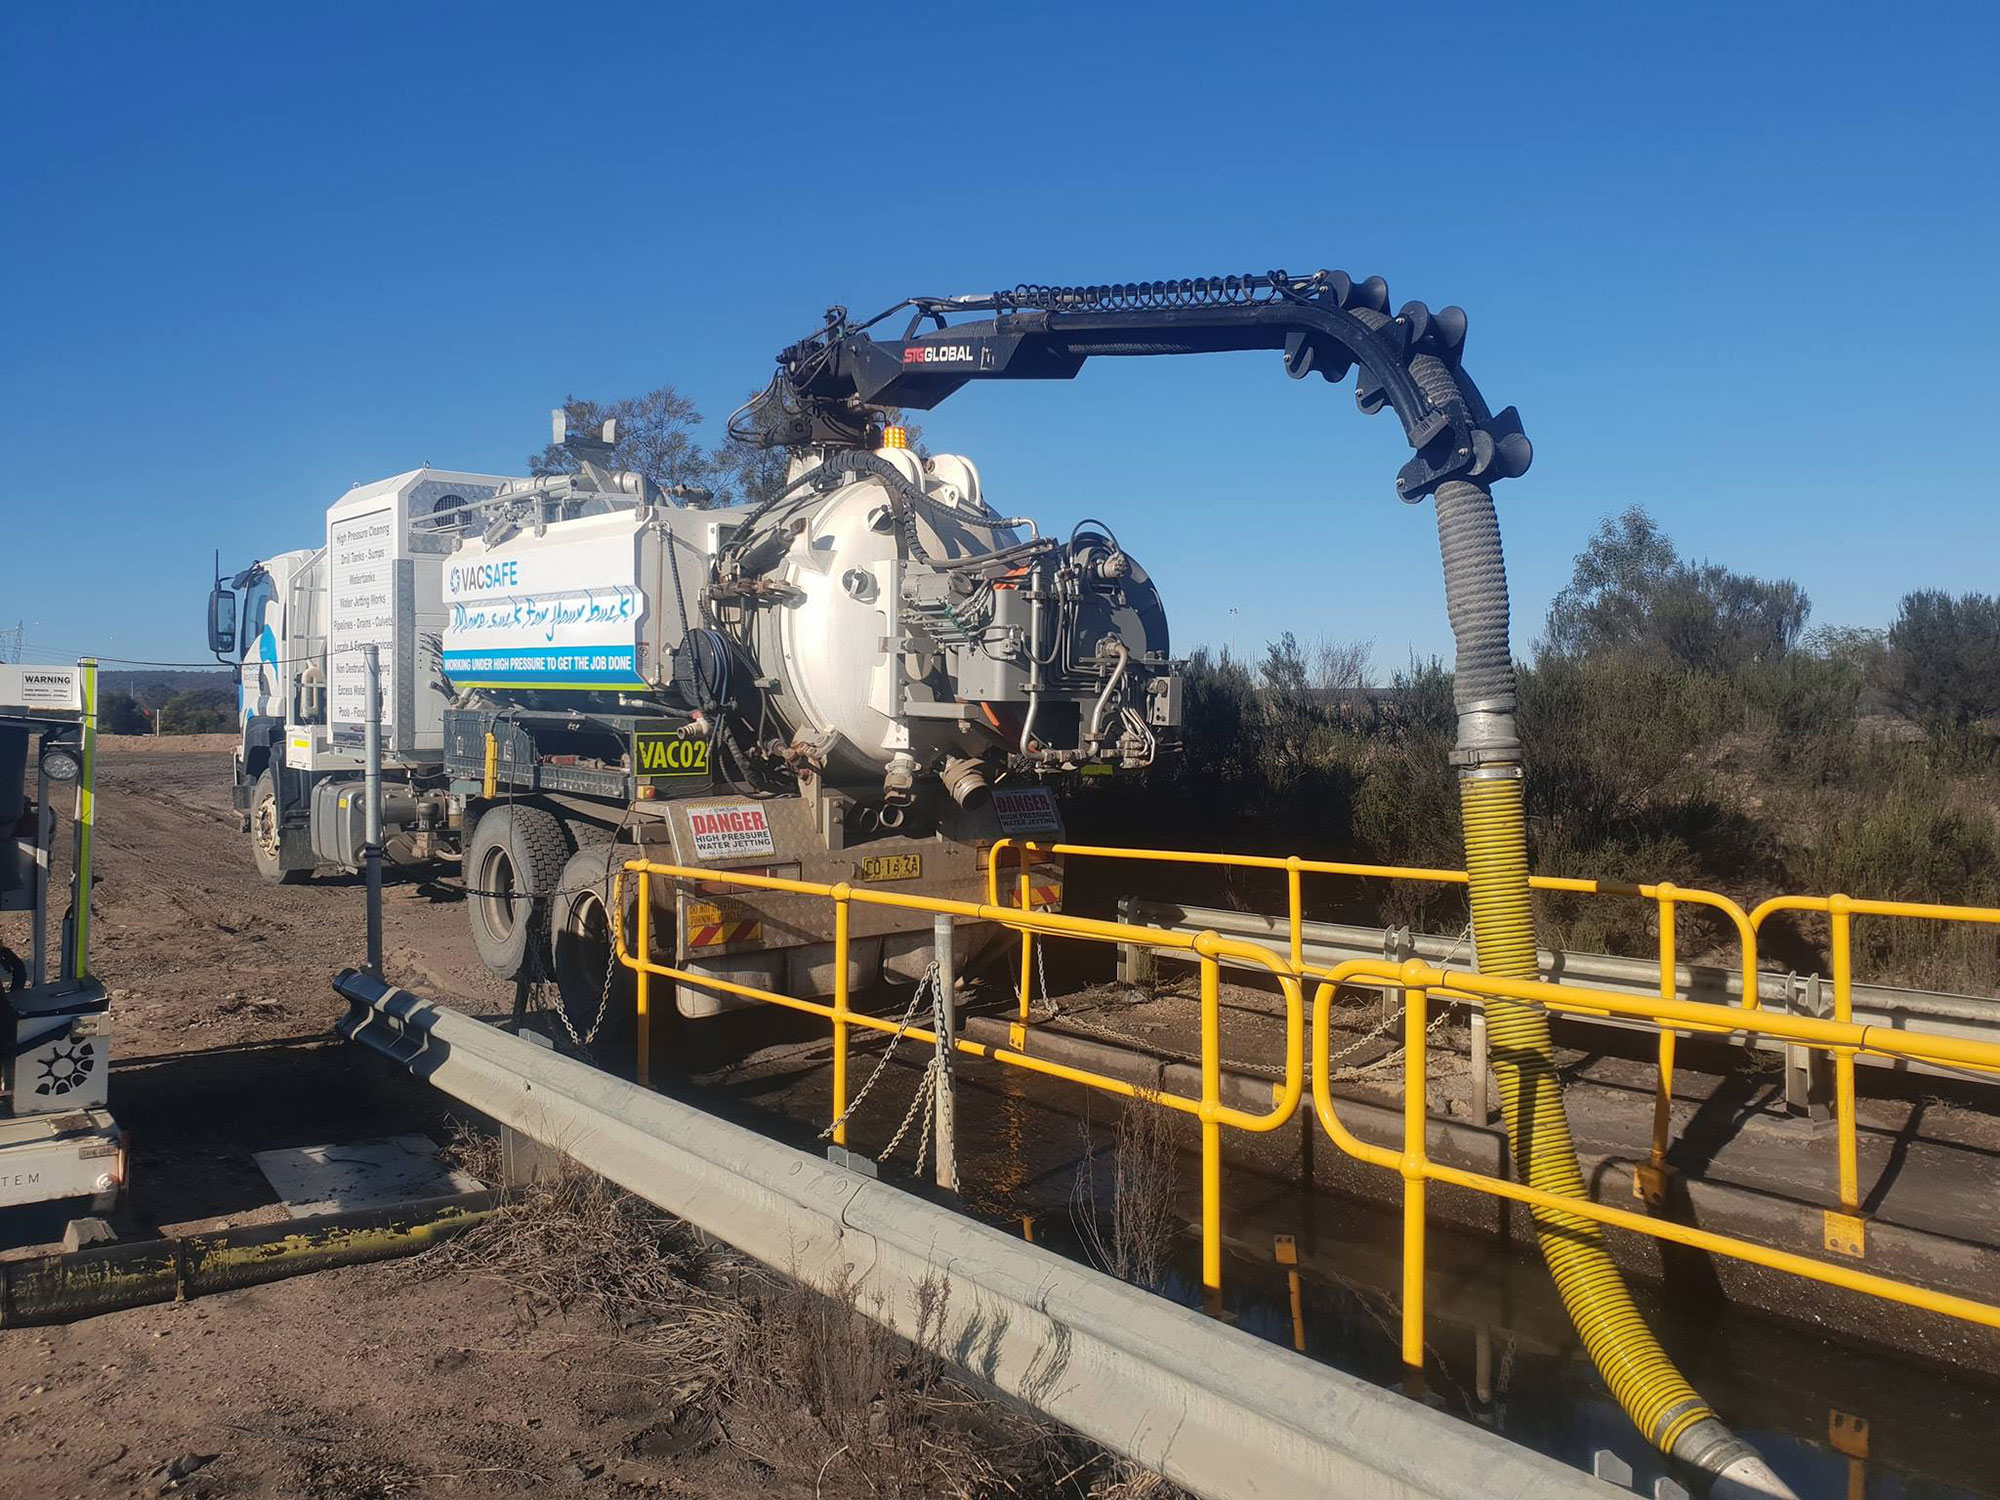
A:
[939,755,992,810]
[1448,696,1520,767]
[882,750,918,805]
[1452,753,1525,776]
[1672,1417,1801,1499]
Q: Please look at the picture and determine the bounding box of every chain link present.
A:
[535,879,618,1050]
[819,964,937,1141]
[816,961,962,1194]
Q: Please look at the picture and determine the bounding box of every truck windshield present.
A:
[241,577,275,662]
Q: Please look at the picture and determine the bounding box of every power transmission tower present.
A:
[0,622,23,663]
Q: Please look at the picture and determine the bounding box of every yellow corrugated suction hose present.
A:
[1418,393,1789,1495]
[1460,771,1712,1451]
[1461,771,1794,1496]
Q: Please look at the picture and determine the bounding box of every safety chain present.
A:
[1019,934,1061,1023]
[1335,1003,1454,1082]
[536,880,619,1050]
[879,966,961,1192]
[819,964,937,1141]
[812,963,962,1194]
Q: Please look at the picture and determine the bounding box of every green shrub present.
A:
[1882,589,2000,728]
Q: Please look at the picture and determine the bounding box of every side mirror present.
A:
[208,584,238,658]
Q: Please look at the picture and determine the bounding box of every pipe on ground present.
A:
[0,1190,498,1327]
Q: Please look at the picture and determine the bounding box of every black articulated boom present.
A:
[736,270,1532,503]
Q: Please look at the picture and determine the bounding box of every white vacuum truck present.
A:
[209,419,1181,1045]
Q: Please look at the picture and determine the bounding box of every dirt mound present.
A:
[94,733,237,754]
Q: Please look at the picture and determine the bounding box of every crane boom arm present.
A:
[753,270,1531,503]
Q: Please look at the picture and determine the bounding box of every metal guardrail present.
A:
[333,969,1614,1500]
[611,852,2000,1367]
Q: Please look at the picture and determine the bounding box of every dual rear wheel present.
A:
[464,805,640,1067]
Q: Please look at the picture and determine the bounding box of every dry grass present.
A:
[434,1126,1183,1499]
[1073,1093,1185,1292]
[434,1132,743,1417]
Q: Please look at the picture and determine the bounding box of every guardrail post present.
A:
[832,885,852,1146]
[1197,939,1223,1312]
[1784,973,1832,1120]
[1115,895,1155,989]
[1401,983,1429,1376]
[634,869,652,1089]
[1285,856,1304,973]
[933,913,957,1193]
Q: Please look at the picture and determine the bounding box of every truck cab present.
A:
[208,468,515,884]
[210,547,336,880]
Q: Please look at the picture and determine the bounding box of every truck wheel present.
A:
[549,843,645,1069]
[465,803,569,983]
[250,769,310,885]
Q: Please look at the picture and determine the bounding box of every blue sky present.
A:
[4,2,1995,672]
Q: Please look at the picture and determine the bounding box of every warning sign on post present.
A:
[992,786,1061,835]
[0,667,82,711]
[685,802,777,861]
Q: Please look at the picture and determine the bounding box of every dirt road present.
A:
[0,747,801,1498]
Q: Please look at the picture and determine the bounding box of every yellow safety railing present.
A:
[616,858,1304,1298]
[1305,957,2000,1374]
[612,852,2000,1368]
[1747,893,2000,1253]
[989,838,1761,1181]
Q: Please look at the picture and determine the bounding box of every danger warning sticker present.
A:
[992,786,1061,835]
[686,802,777,861]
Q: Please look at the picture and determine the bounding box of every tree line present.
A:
[1071,506,2000,992]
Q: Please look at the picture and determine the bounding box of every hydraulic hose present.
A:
[1431,473,1792,1499]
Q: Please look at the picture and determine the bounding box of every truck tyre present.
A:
[250,769,310,885]
[465,803,569,983]
[549,843,645,1069]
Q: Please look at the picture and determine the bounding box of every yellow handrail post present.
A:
[1017,843,1035,1028]
[1400,982,1429,1374]
[1831,895,1860,1216]
[1198,940,1223,1310]
[1648,885,1678,1180]
[832,884,852,1146]
[634,869,652,1089]
[1285,855,1304,972]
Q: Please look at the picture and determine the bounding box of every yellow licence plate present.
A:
[859,852,922,883]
